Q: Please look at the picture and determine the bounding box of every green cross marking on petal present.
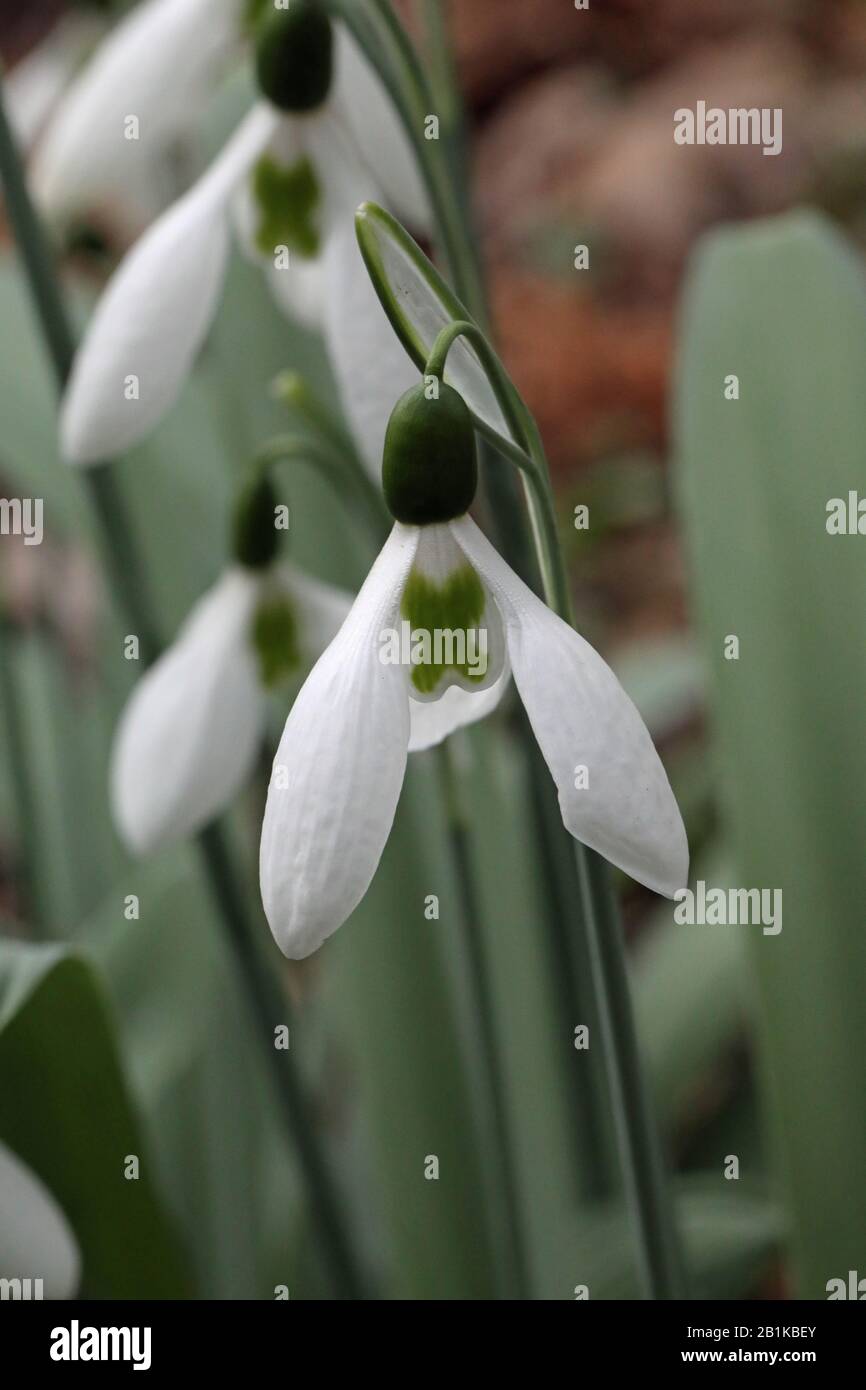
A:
[252,594,301,688]
[401,564,487,695]
[252,155,321,261]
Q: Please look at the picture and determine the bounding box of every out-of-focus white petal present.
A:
[60,104,279,464]
[0,1140,80,1299]
[110,568,265,853]
[321,208,418,476]
[30,0,242,220]
[232,123,326,329]
[5,13,104,152]
[408,665,510,752]
[451,516,689,897]
[329,25,430,231]
[275,563,354,661]
[260,524,418,959]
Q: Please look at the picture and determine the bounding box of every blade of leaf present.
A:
[0,937,192,1297]
[674,209,866,1299]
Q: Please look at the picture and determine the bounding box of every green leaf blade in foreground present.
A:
[674,209,866,1299]
[0,939,193,1298]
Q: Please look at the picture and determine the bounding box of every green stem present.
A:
[250,433,389,540]
[436,746,530,1300]
[0,619,47,933]
[0,76,368,1301]
[426,323,687,1298]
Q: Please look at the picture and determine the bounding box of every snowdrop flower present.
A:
[0,1139,80,1299]
[111,476,352,853]
[260,383,689,959]
[59,1,427,471]
[31,0,243,227]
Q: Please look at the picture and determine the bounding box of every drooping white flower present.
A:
[111,561,351,854]
[259,382,688,960]
[0,1139,81,1299]
[57,5,428,469]
[30,0,244,225]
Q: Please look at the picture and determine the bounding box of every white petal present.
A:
[31,0,242,220]
[231,123,327,329]
[260,524,418,959]
[0,1140,80,1299]
[275,563,354,660]
[264,256,327,330]
[5,12,103,152]
[451,516,689,897]
[110,568,265,853]
[329,25,430,231]
[321,208,418,476]
[408,666,510,752]
[60,105,279,464]
[406,522,506,699]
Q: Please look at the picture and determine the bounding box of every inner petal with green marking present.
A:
[399,525,505,699]
[251,593,301,689]
[252,154,321,261]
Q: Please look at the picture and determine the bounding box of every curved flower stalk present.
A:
[260,384,689,959]
[0,1139,81,1299]
[57,2,429,472]
[111,489,352,854]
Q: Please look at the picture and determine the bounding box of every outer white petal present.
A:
[274,563,354,661]
[110,568,265,853]
[329,25,430,231]
[408,665,511,752]
[260,524,418,959]
[60,105,279,464]
[451,516,689,897]
[5,13,104,152]
[0,1140,80,1299]
[30,0,242,220]
[321,208,418,476]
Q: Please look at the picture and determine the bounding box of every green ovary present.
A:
[401,564,487,696]
[252,595,301,688]
[252,155,321,260]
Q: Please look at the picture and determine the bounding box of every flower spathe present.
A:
[111,563,352,855]
[259,515,689,960]
[58,20,428,470]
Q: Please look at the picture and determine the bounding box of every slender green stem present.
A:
[426,321,688,1299]
[250,433,389,540]
[196,824,368,1299]
[0,618,47,933]
[436,746,530,1300]
[0,76,368,1301]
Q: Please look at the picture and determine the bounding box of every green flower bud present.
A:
[232,474,280,570]
[382,382,477,526]
[254,2,333,114]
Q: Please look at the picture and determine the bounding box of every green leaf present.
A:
[354,202,526,461]
[555,1176,784,1300]
[674,209,866,1298]
[0,938,193,1297]
[634,848,751,1130]
[78,848,306,1299]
